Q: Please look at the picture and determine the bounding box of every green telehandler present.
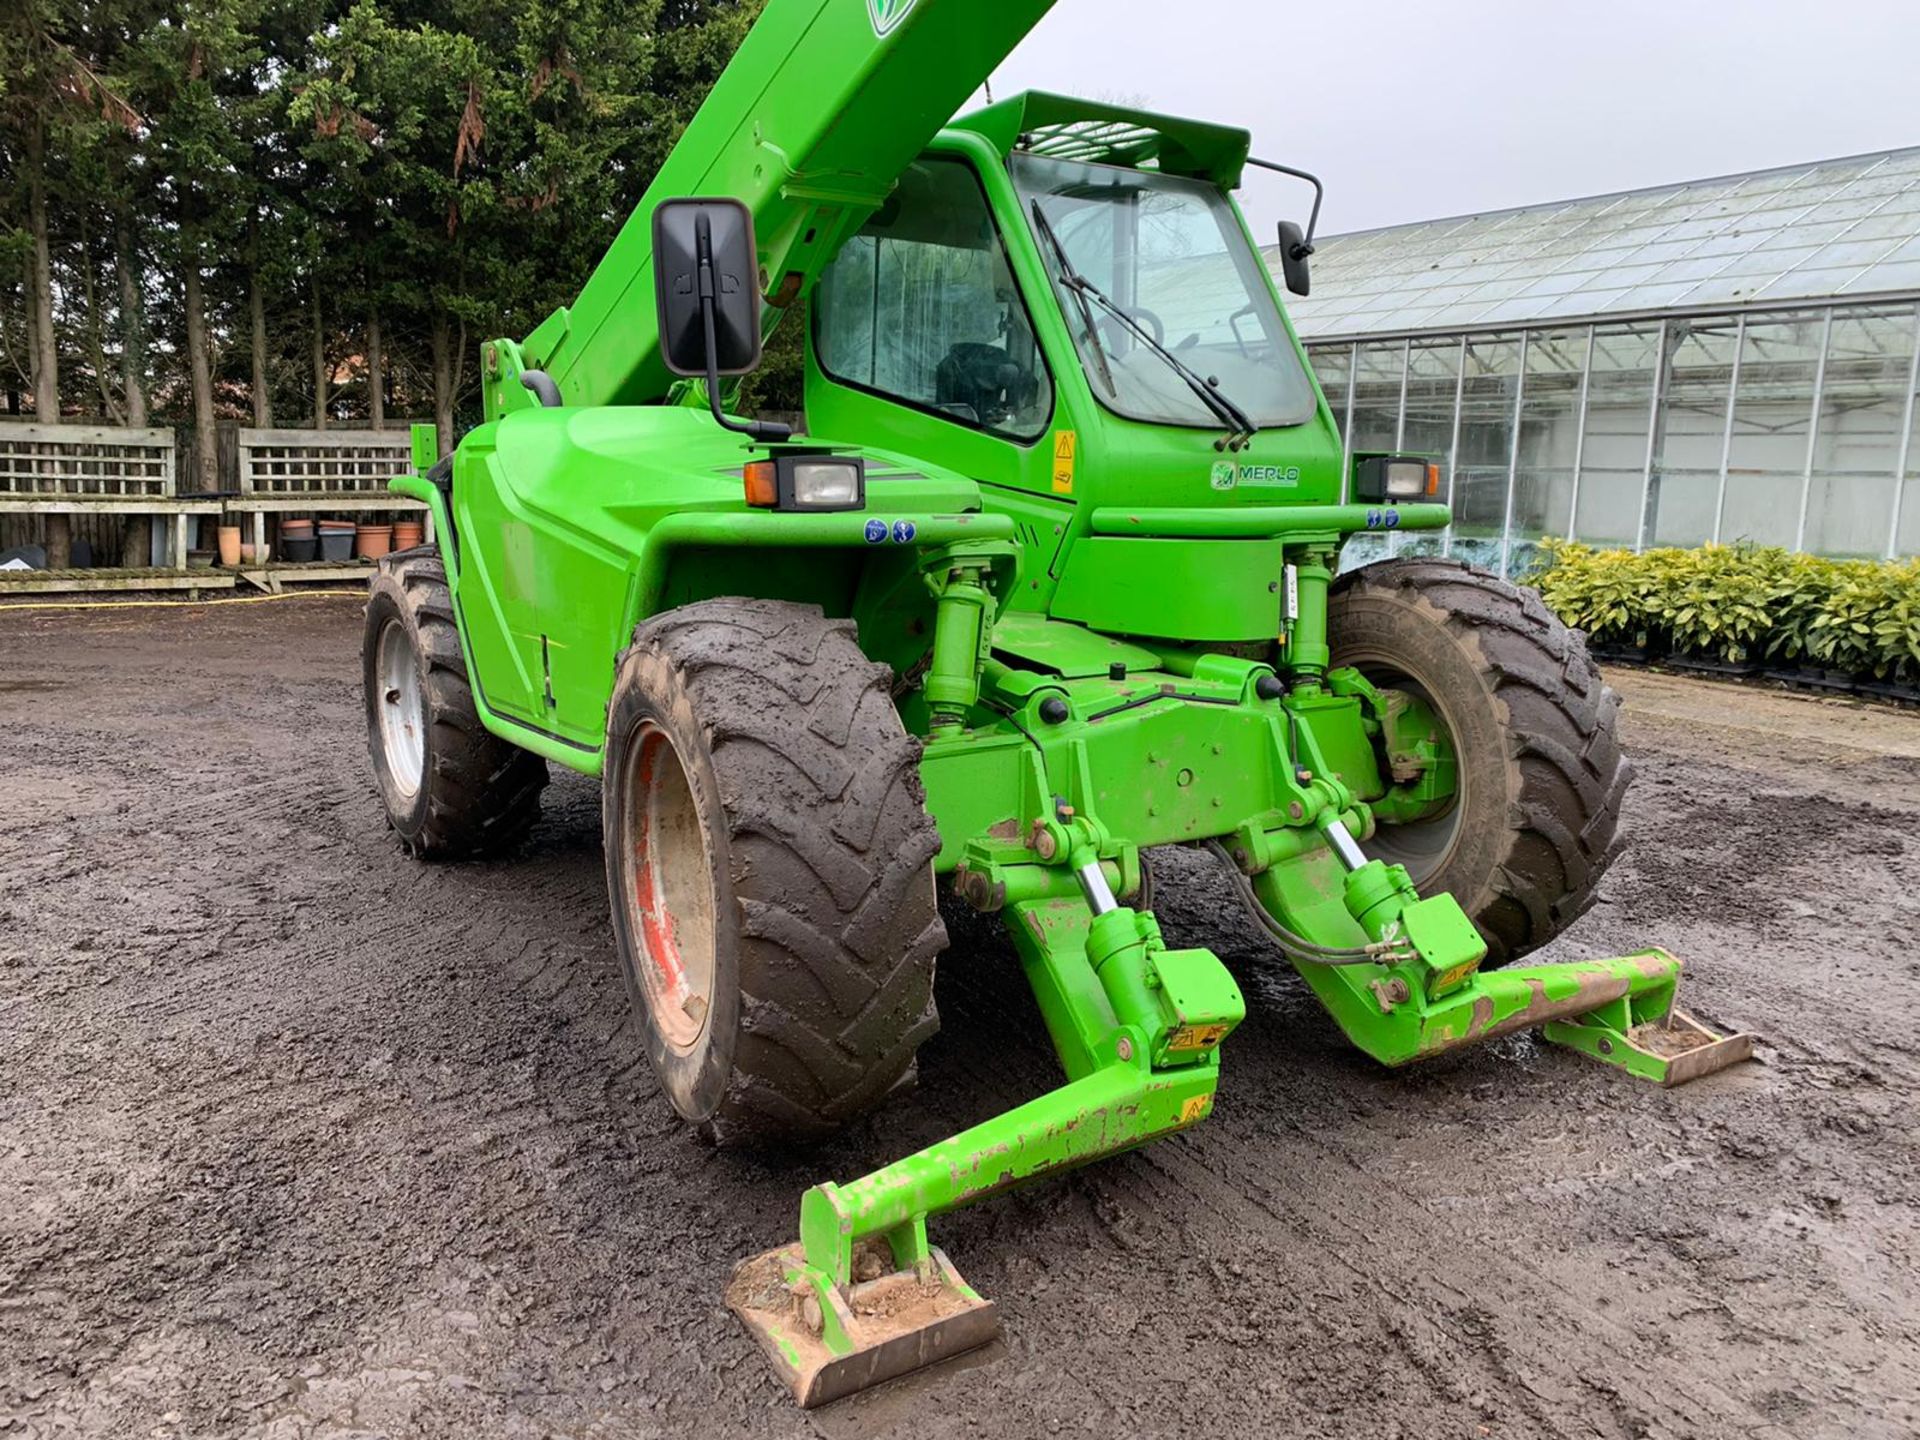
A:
[362,0,1754,1406]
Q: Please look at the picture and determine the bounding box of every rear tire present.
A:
[1326,557,1631,967]
[363,549,547,858]
[603,598,944,1147]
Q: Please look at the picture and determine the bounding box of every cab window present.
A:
[815,158,1052,441]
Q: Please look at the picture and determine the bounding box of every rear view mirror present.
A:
[1277,220,1313,297]
[653,198,764,377]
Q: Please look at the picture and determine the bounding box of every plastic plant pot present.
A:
[318,522,355,563]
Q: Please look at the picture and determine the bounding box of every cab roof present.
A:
[950,90,1251,189]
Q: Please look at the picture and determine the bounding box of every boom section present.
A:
[490,0,1056,419]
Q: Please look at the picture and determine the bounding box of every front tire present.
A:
[1326,557,1632,967]
[603,598,944,1147]
[363,549,547,858]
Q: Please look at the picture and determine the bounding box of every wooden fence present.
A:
[0,422,423,585]
[237,427,414,497]
[0,423,177,498]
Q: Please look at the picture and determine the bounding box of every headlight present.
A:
[1353,454,1439,502]
[789,460,863,509]
[743,453,867,512]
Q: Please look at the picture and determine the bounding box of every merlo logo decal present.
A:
[867,0,917,37]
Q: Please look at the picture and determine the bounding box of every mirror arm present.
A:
[696,214,790,443]
[1246,156,1323,255]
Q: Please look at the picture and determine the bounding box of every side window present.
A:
[815,158,1052,441]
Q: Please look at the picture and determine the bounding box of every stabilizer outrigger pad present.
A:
[1544,986,1757,1086]
[728,1241,998,1408]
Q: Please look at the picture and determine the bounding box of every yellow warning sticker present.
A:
[1179,1092,1213,1124]
[1051,430,1077,494]
[1166,1022,1231,1055]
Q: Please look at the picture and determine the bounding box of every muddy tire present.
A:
[603,598,944,1148]
[1326,557,1631,967]
[363,549,547,858]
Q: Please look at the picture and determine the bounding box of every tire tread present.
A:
[1330,557,1632,966]
[620,598,942,1146]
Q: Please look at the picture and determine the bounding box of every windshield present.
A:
[1011,152,1317,430]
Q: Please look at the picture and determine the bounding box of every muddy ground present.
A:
[2,595,1918,1440]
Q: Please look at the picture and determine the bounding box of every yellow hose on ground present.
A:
[0,589,366,613]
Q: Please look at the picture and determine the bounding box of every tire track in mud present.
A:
[2,603,1917,1439]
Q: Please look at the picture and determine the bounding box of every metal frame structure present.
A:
[1292,144,1920,570]
[1310,295,1920,571]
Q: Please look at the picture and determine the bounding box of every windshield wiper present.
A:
[1028,199,1258,451]
[1027,200,1117,398]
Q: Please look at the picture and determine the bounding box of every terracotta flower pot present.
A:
[391,521,425,551]
[216,524,242,567]
[355,524,394,561]
[280,518,315,539]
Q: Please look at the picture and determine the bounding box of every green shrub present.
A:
[1526,541,1920,682]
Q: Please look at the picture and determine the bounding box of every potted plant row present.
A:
[1526,540,1920,703]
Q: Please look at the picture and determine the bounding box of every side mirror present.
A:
[653,197,764,377]
[651,197,789,441]
[1277,220,1313,297]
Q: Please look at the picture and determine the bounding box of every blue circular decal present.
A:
[864,519,889,544]
[892,520,916,544]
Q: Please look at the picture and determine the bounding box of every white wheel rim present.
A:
[619,722,717,1051]
[1341,655,1464,886]
[376,618,427,799]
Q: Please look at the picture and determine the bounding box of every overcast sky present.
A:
[971,0,1920,241]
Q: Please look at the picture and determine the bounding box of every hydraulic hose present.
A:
[1201,840,1409,966]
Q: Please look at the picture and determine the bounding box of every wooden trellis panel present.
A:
[0,424,176,498]
[237,428,413,495]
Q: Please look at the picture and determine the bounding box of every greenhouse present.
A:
[1281,146,1920,575]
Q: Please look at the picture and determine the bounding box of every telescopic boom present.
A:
[484,0,1058,419]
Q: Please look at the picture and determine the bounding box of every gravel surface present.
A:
[3,596,1917,1439]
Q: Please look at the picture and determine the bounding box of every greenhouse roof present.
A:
[1275,146,1920,341]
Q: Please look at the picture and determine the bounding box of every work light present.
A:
[1353,454,1440,502]
[743,453,867,512]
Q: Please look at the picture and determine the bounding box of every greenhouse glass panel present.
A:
[1805,305,1915,557]
[1384,338,1466,559]
[1307,345,1352,438]
[1349,341,1407,455]
[1722,311,1826,548]
[1401,338,1462,471]
[1649,318,1740,546]
[1509,328,1587,571]
[1573,324,1662,546]
[1282,146,1920,339]
[1889,328,1920,558]
[1451,333,1521,569]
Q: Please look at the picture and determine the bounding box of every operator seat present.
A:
[935,342,1034,427]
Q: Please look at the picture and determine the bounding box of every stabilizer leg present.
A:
[1228,826,1756,1085]
[731,851,1241,1406]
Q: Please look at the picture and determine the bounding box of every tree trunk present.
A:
[366,305,384,428]
[79,218,124,423]
[431,313,455,457]
[25,115,58,421]
[25,113,69,567]
[311,283,328,429]
[250,270,271,427]
[184,260,218,493]
[115,211,148,427]
[115,214,149,565]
